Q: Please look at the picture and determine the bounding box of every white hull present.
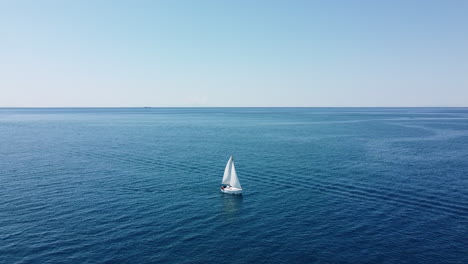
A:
[221,187,243,195]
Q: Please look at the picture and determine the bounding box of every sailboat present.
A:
[220,156,243,194]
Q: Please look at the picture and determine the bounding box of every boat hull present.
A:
[220,187,243,195]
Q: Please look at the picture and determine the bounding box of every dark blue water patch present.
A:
[1,108,467,264]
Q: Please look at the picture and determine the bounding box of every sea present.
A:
[0,107,467,264]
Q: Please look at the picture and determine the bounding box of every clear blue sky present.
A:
[1,0,467,107]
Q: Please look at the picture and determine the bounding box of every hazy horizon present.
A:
[1,0,467,107]
[1,106,468,109]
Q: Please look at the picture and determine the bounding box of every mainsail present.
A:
[221,156,232,185]
[221,156,242,189]
[229,161,242,189]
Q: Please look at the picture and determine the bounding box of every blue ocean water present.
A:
[0,107,467,264]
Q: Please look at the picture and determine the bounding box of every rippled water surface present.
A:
[1,108,467,264]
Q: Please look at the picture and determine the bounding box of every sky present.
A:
[1,0,467,107]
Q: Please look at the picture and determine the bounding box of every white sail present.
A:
[229,161,242,189]
[221,156,232,185]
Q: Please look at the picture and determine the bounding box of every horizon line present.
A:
[1,106,467,108]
